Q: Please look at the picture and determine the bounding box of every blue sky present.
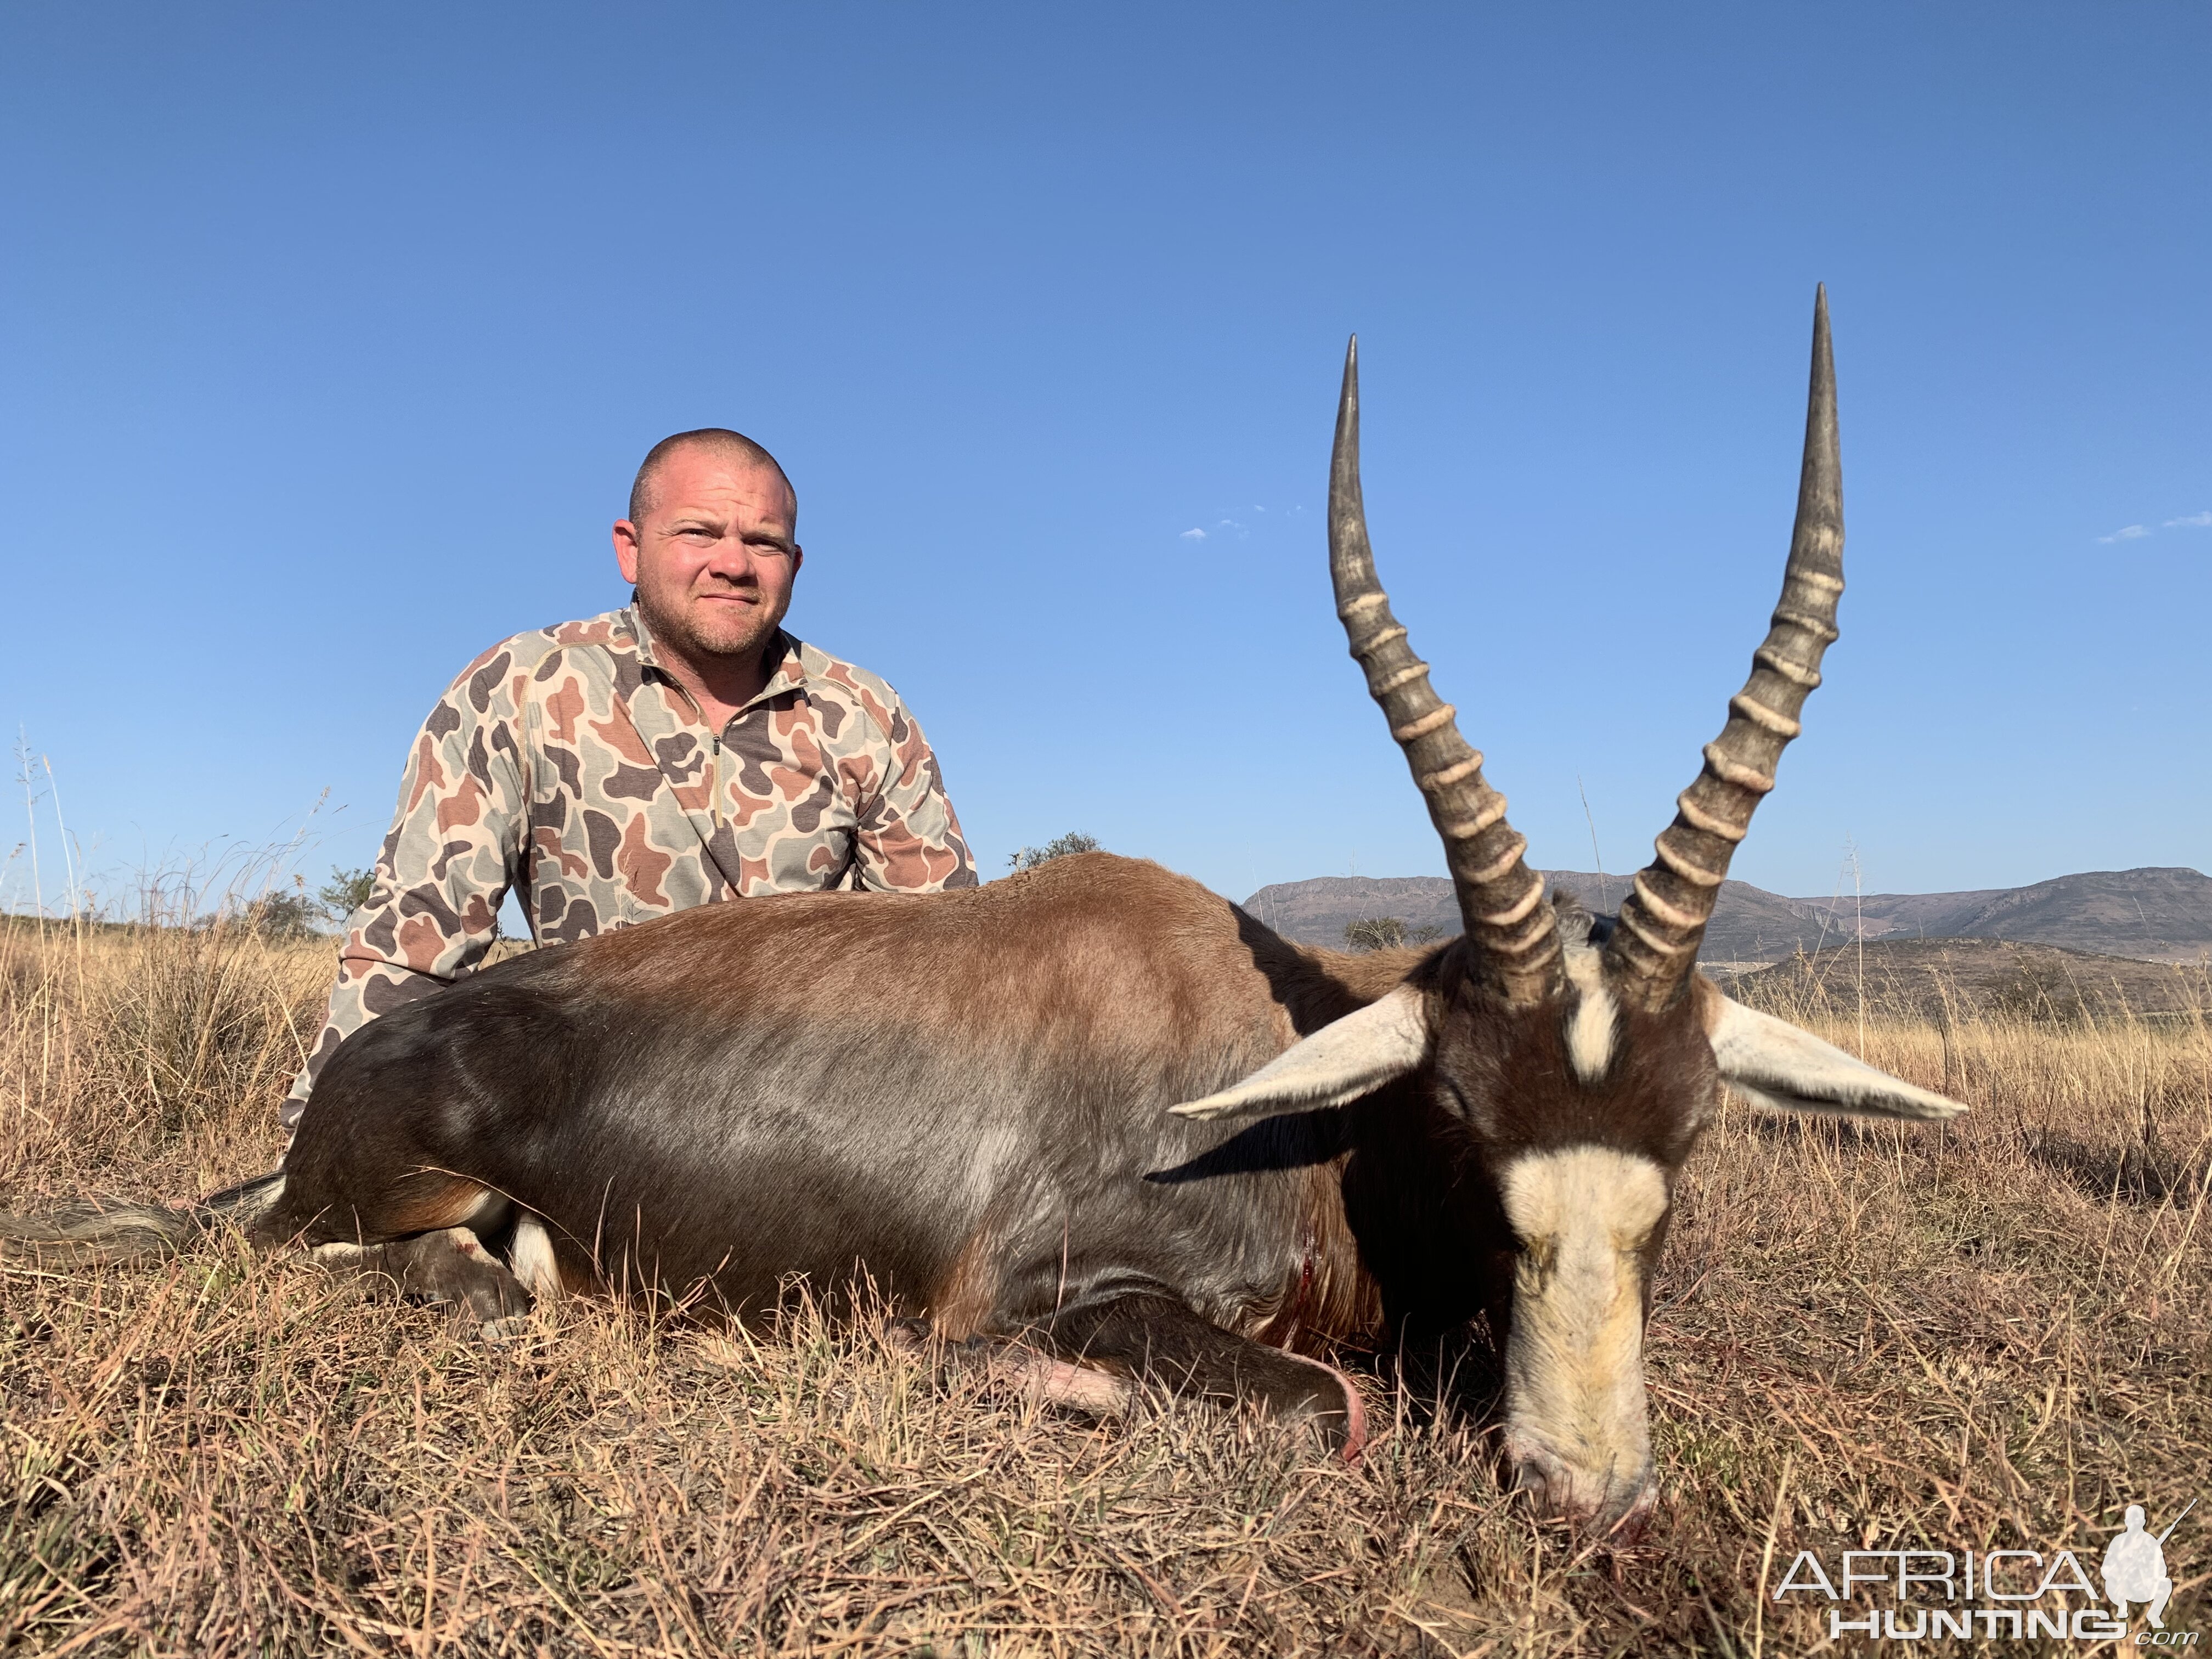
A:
[3,3,2207,918]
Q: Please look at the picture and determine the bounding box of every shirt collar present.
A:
[620,602,808,713]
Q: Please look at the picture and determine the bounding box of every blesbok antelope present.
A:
[4,289,1961,1531]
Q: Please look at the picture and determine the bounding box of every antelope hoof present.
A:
[477,1313,536,1346]
[882,1321,1133,1418]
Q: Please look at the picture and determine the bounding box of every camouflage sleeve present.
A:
[280,652,530,1127]
[849,692,978,893]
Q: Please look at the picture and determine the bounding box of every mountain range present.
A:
[1239,866,2212,964]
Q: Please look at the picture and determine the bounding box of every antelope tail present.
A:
[0,1171,286,1266]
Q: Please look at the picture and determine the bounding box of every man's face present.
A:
[613,446,803,663]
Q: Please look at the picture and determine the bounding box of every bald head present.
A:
[629,429,797,531]
[613,433,805,707]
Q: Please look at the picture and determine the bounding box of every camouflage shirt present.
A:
[282,606,976,1125]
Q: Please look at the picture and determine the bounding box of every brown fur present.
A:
[931,1221,1008,1341]
[381,1179,497,1236]
[1246,1155,1387,1355]
[15,855,1746,1527]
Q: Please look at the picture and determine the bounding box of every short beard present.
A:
[634,585,785,668]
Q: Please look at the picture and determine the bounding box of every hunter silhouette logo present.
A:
[2106,1500,2191,1632]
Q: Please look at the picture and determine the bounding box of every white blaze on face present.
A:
[1561,944,1620,1085]
[1497,1146,1668,1520]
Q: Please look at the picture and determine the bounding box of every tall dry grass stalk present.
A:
[3,921,2208,1654]
[1,915,322,1198]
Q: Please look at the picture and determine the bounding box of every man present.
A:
[2103,1504,2176,1629]
[283,428,977,1127]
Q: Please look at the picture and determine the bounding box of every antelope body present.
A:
[4,292,1962,1531]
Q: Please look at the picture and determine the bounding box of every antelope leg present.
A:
[311,1226,534,1339]
[1042,1291,1366,1459]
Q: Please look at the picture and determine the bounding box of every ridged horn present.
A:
[1605,286,1844,1011]
[1329,336,1559,1007]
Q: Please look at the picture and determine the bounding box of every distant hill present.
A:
[1239,877,1463,945]
[1790,869,2212,963]
[1238,870,1836,961]
[1240,866,2212,964]
[1732,938,2212,1023]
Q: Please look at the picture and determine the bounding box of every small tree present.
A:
[1343,915,1408,951]
[318,866,376,925]
[1342,916,1446,952]
[1007,832,1101,874]
[246,877,323,938]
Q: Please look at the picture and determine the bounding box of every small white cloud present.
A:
[2163,511,2212,529]
[1180,527,1206,540]
[2098,524,2152,543]
[1217,518,1245,533]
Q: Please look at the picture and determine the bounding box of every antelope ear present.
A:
[1700,984,1966,1121]
[1170,984,1431,1122]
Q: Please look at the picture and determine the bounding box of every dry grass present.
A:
[1733,935,2212,1026]
[3,920,2209,1655]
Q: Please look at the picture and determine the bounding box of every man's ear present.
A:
[613,520,643,584]
[1698,980,1966,1121]
[1169,984,1430,1123]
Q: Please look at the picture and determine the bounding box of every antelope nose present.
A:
[1503,1432,1655,1538]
